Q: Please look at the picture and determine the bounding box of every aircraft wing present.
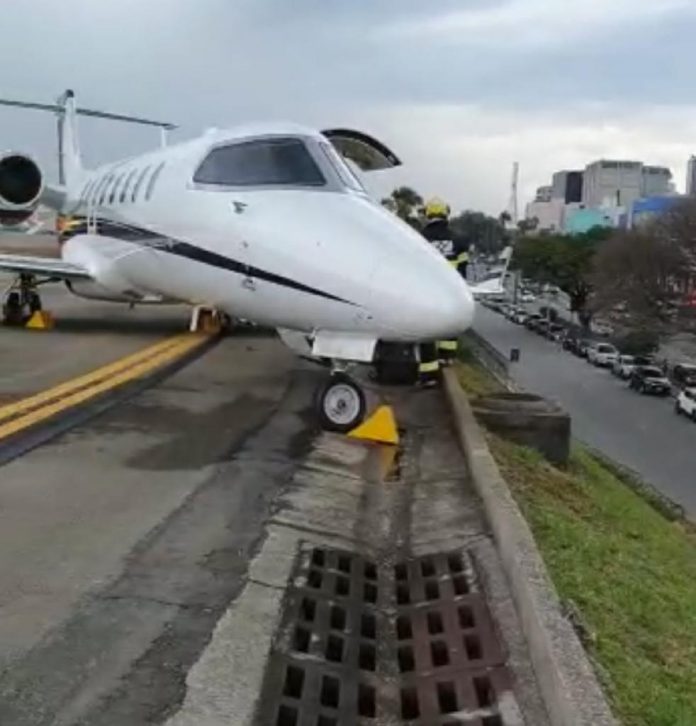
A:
[0,254,91,280]
[469,277,505,298]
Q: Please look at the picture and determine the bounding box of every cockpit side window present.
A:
[319,142,366,193]
[193,137,326,187]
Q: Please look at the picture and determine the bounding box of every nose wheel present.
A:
[316,372,366,433]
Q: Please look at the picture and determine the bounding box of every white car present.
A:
[613,354,653,379]
[675,388,696,420]
[519,292,536,303]
[612,355,635,378]
[588,343,618,367]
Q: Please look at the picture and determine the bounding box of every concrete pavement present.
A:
[0,333,308,724]
[474,304,696,518]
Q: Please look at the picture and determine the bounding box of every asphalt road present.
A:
[474,304,696,519]
[0,328,316,724]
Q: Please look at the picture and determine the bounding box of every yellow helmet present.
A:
[424,197,450,219]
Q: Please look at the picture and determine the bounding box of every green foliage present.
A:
[450,210,507,254]
[380,186,423,226]
[490,436,696,726]
[612,329,660,355]
[512,232,600,315]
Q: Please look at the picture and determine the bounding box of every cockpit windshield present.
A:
[194,137,326,187]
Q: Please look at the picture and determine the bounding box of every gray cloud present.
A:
[1,0,695,212]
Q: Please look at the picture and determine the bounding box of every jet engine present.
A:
[0,152,43,226]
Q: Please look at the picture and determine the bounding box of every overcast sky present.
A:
[2,0,696,215]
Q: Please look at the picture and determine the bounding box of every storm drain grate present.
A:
[255,547,515,725]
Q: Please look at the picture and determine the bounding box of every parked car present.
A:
[612,355,635,378]
[577,339,591,358]
[519,291,536,303]
[536,320,551,336]
[545,323,565,342]
[672,363,696,389]
[675,387,696,420]
[629,366,671,396]
[525,314,543,331]
[587,342,619,367]
[512,310,528,325]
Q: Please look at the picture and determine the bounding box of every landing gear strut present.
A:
[316,371,366,433]
[2,274,42,326]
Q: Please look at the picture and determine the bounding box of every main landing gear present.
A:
[2,274,42,326]
[316,370,366,433]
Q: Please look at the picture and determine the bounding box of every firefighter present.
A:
[420,198,461,372]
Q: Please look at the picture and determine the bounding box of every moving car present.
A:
[587,343,618,367]
[629,366,671,396]
[675,387,696,420]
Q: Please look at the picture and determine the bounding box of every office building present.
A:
[582,160,643,208]
[687,156,696,196]
[582,160,673,208]
[534,185,552,202]
[641,166,673,197]
[551,170,583,203]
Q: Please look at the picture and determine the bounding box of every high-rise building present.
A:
[687,156,696,196]
[551,170,583,203]
[582,160,643,208]
[641,166,673,197]
[582,160,673,208]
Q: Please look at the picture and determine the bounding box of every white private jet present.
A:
[0,90,475,431]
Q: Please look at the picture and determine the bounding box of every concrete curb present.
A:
[443,368,617,726]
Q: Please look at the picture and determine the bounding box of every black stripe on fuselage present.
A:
[59,215,355,306]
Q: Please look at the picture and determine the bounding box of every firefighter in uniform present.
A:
[418,198,467,384]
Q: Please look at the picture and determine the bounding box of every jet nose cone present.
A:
[429,273,475,338]
[374,254,475,341]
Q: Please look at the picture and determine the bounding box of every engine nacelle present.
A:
[0,208,34,227]
[0,152,43,214]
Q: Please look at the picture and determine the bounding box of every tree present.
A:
[517,217,539,235]
[381,186,423,228]
[512,233,600,326]
[449,210,506,255]
[592,225,689,335]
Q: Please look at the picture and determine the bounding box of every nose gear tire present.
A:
[317,373,366,433]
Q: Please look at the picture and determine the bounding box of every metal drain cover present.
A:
[255,547,515,726]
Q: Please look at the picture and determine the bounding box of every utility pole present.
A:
[507,161,519,228]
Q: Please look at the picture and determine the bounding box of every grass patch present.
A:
[455,343,503,397]
[488,435,696,726]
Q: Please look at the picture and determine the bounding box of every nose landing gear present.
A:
[316,371,366,433]
[2,274,42,326]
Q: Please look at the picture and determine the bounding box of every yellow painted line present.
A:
[0,334,208,442]
[0,333,192,425]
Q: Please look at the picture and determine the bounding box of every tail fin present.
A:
[57,90,82,186]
